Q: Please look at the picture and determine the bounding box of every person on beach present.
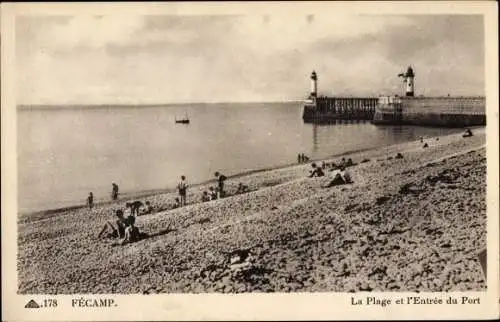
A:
[346,158,354,166]
[116,209,139,245]
[111,183,119,200]
[309,163,325,177]
[340,166,352,183]
[463,129,473,137]
[173,197,181,209]
[214,172,227,198]
[201,191,211,202]
[297,153,302,164]
[126,200,143,216]
[236,182,250,194]
[209,187,218,200]
[323,166,352,187]
[97,221,119,239]
[139,201,153,215]
[87,192,94,209]
[177,175,188,207]
[98,209,137,244]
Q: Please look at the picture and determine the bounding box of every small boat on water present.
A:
[175,112,190,124]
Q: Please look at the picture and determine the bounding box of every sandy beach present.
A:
[17,128,486,294]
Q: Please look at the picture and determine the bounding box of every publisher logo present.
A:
[25,299,40,309]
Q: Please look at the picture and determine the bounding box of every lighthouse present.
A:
[405,66,415,97]
[310,70,318,99]
[398,66,415,97]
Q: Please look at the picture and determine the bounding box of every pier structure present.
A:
[302,67,486,127]
[303,96,379,122]
[302,70,378,123]
[373,95,486,127]
[373,66,486,127]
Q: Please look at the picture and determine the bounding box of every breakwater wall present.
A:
[302,97,378,123]
[373,96,486,127]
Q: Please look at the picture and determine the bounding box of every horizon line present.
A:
[17,100,305,108]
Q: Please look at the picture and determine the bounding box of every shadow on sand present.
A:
[145,226,177,239]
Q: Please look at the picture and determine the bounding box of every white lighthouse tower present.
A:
[398,66,415,97]
[310,70,318,99]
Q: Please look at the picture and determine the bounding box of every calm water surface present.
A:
[18,102,464,213]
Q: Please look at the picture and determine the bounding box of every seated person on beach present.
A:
[139,201,153,215]
[328,162,337,170]
[323,166,352,188]
[462,129,473,137]
[116,209,139,245]
[173,197,181,209]
[98,209,137,242]
[209,187,218,200]
[98,221,119,239]
[235,182,250,194]
[117,215,139,245]
[346,158,354,166]
[201,191,211,202]
[126,200,143,216]
[309,163,325,177]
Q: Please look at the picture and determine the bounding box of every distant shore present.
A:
[18,128,486,293]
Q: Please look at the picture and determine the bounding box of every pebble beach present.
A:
[17,128,487,294]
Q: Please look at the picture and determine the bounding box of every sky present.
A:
[16,14,485,105]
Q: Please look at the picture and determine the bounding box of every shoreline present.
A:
[19,127,474,218]
[14,141,400,217]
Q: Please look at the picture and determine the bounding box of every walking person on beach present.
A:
[111,182,119,200]
[214,172,227,198]
[87,192,94,209]
[177,175,188,207]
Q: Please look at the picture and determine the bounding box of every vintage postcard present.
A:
[1,1,499,321]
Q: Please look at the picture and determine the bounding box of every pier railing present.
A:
[303,97,379,122]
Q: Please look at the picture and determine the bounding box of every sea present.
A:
[17,102,465,213]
